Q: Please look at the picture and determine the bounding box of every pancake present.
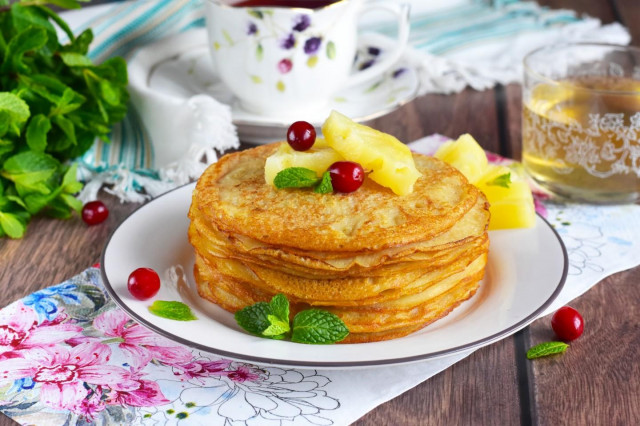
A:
[191,143,480,252]
[188,142,491,343]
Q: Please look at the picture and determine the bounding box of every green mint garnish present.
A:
[274,167,320,189]
[486,172,512,188]
[314,171,333,194]
[291,309,349,344]
[526,341,569,359]
[235,302,273,336]
[235,294,349,344]
[148,301,197,321]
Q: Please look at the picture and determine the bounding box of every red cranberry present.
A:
[286,121,316,151]
[551,306,584,341]
[127,267,161,300]
[82,201,109,226]
[328,161,365,193]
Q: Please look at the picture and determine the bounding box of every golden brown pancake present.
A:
[188,143,491,343]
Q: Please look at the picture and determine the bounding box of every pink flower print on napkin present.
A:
[172,358,232,382]
[72,310,193,371]
[105,375,169,407]
[0,342,139,412]
[0,302,81,359]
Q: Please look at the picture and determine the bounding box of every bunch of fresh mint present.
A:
[235,294,349,344]
[0,0,129,238]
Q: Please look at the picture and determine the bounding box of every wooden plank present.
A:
[537,0,616,24]
[528,268,640,425]
[613,0,640,45]
[353,338,522,425]
[383,90,502,153]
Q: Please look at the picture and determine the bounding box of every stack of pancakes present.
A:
[188,143,490,343]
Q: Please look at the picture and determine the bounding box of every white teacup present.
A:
[204,0,410,118]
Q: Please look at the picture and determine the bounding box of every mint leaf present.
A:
[314,171,333,194]
[0,211,26,239]
[269,293,289,323]
[235,302,272,336]
[0,93,30,135]
[59,51,92,67]
[292,309,349,344]
[526,341,569,359]
[26,114,51,152]
[486,172,511,188]
[148,301,197,321]
[263,314,290,337]
[2,151,58,189]
[2,27,48,74]
[274,167,320,189]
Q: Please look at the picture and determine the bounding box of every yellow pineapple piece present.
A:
[434,134,488,183]
[264,137,344,186]
[476,165,536,230]
[321,110,421,196]
[434,134,536,230]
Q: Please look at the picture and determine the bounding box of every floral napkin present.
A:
[2,136,639,426]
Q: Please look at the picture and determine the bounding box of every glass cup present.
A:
[522,43,640,204]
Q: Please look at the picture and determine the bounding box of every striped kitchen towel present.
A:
[62,0,629,201]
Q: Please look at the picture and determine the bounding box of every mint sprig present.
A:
[148,300,197,321]
[486,172,511,188]
[274,167,319,189]
[0,2,129,239]
[274,167,334,194]
[235,294,349,344]
[526,341,569,359]
[314,171,333,194]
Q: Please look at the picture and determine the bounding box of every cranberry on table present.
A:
[551,306,584,341]
[127,267,161,300]
[287,121,316,151]
[328,161,365,193]
[82,200,109,226]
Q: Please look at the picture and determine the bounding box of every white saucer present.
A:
[147,30,419,143]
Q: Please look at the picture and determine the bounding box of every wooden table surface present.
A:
[1,0,639,425]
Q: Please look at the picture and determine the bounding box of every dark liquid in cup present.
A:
[232,0,341,9]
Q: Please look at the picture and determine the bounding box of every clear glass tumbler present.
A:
[522,43,640,204]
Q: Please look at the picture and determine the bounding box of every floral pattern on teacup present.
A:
[213,9,337,93]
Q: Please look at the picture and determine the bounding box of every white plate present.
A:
[147,30,419,144]
[101,183,567,369]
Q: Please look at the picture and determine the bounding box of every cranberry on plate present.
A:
[127,267,161,300]
[328,161,365,193]
[287,121,316,151]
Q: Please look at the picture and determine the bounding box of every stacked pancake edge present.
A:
[188,143,490,343]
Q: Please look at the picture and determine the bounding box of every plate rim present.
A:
[100,182,568,368]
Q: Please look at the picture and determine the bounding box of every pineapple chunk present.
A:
[321,110,421,196]
[264,138,344,186]
[434,134,536,230]
[434,134,488,183]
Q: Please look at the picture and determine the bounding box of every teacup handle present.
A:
[342,2,411,90]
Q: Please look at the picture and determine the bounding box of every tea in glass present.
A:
[522,43,640,203]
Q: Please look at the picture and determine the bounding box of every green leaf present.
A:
[59,192,82,212]
[41,0,82,10]
[99,80,120,106]
[65,28,92,54]
[52,115,76,145]
[263,314,290,337]
[59,51,92,67]
[0,93,30,133]
[235,302,272,336]
[269,294,290,324]
[23,191,54,214]
[11,3,58,50]
[2,27,48,74]
[274,167,320,189]
[314,171,333,194]
[1,151,58,188]
[486,172,511,188]
[148,301,197,321]
[26,114,51,152]
[0,211,26,238]
[526,341,569,359]
[326,41,336,59]
[36,4,76,43]
[291,309,349,344]
[61,163,82,194]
